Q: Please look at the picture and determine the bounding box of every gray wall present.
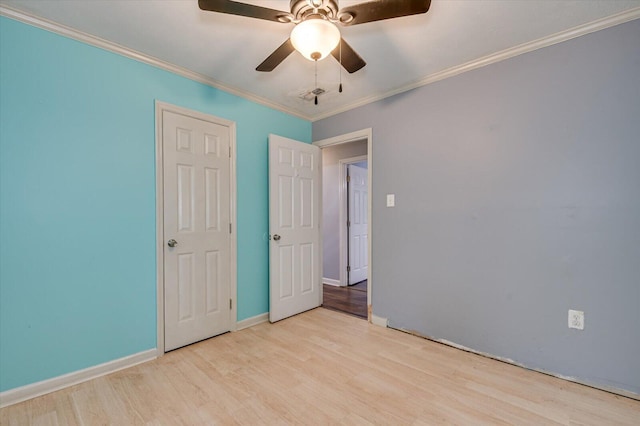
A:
[322,141,368,281]
[313,19,640,395]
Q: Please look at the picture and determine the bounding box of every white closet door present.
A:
[163,110,231,351]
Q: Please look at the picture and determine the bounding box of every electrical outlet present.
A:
[568,309,584,330]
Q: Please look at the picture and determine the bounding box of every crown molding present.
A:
[310,7,640,122]
[2,5,639,123]
[0,5,310,121]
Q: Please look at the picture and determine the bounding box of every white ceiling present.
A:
[2,0,639,120]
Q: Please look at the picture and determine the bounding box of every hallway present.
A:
[322,280,367,319]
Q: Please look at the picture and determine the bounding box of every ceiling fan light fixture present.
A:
[290,18,340,61]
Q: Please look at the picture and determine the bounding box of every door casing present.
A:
[155,101,237,356]
[314,129,373,319]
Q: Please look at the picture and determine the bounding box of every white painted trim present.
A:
[235,313,269,331]
[229,121,238,332]
[318,145,325,309]
[155,101,238,355]
[155,103,166,357]
[314,128,373,320]
[0,5,307,121]
[3,5,637,122]
[338,155,368,287]
[311,7,640,121]
[322,278,341,287]
[0,349,156,408]
[371,315,388,328]
[393,328,640,401]
[314,129,372,148]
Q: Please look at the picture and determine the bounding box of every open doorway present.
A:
[315,133,370,319]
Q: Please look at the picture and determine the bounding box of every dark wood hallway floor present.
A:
[322,280,367,319]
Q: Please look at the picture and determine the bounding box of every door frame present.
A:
[155,101,237,356]
[314,128,373,320]
[338,155,368,287]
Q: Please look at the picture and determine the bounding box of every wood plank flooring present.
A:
[322,281,367,319]
[2,308,638,425]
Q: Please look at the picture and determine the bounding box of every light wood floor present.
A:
[2,308,638,425]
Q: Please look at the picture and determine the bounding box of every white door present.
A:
[163,110,231,351]
[269,134,322,322]
[348,164,368,284]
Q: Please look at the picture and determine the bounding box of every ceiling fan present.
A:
[198,0,432,73]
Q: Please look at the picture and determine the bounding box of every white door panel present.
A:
[348,164,368,284]
[163,110,231,351]
[269,135,321,322]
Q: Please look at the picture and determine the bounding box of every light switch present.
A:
[386,194,395,207]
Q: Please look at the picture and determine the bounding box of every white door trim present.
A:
[313,128,372,319]
[338,155,368,287]
[155,101,237,357]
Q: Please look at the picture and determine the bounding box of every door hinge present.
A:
[346,175,351,183]
[229,223,232,233]
[347,266,351,272]
[230,299,233,309]
[347,220,351,227]
[229,147,231,158]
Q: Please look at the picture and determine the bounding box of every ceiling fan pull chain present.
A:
[314,59,319,105]
[339,40,343,93]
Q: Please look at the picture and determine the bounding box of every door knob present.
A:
[167,239,178,247]
[273,234,281,241]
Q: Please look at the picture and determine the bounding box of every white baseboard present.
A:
[323,278,341,287]
[393,329,640,401]
[371,314,388,327]
[235,312,269,331]
[0,349,157,408]
[433,337,640,401]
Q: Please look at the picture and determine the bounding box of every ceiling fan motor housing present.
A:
[291,0,340,21]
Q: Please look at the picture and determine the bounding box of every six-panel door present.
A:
[163,110,231,351]
[348,164,368,284]
[269,135,321,323]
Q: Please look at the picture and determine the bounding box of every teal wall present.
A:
[0,16,310,392]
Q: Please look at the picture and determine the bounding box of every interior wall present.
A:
[313,19,640,395]
[321,140,368,282]
[0,17,310,392]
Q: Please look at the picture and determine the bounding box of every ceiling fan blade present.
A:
[198,0,292,23]
[256,39,296,72]
[331,38,366,73]
[338,0,431,26]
